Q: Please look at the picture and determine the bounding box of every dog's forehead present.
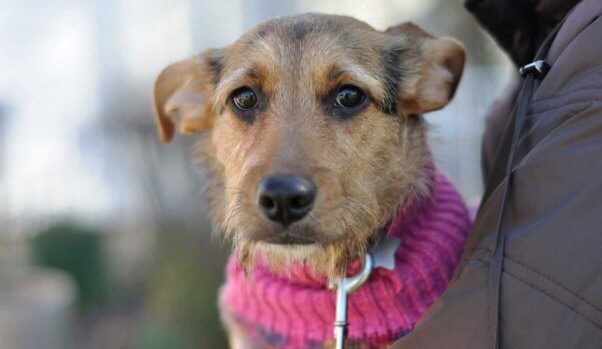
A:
[227,14,385,72]
[249,13,377,40]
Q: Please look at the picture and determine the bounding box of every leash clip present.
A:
[331,236,401,349]
[519,60,550,79]
[333,253,374,349]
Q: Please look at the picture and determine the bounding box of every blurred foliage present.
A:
[136,319,193,349]
[139,229,228,349]
[30,221,108,310]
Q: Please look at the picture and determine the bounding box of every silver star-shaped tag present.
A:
[369,235,401,270]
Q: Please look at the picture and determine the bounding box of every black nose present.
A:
[256,175,317,227]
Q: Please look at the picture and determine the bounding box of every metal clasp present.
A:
[332,253,374,349]
[519,60,550,79]
[330,235,401,349]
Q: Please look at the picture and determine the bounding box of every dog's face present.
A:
[153,14,464,276]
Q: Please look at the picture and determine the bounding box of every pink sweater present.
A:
[220,172,471,347]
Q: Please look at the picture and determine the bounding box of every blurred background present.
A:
[0,1,512,348]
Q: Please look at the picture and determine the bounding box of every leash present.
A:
[331,235,401,348]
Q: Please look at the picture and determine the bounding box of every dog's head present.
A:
[153,14,464,277]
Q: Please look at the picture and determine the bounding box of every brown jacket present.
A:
[395,0,602,348]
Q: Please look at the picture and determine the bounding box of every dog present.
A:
[152,13,470,349]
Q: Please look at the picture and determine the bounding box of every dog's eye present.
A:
[334,85,365,109]
[231,87,258,110]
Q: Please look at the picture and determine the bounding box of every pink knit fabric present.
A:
[220,172,471,348]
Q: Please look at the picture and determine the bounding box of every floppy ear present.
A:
[385,22,465,114]
[153,49,224,142]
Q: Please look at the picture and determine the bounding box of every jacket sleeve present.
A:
[395,2,602,348]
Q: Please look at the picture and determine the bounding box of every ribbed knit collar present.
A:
[220,172,471,348]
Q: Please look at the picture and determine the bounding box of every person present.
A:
[394,0,602,347]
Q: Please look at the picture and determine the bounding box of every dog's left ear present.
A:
[385,22,465,114]
[153,49,224,143]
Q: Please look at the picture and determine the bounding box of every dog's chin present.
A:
[236,228,358,278]
[260,233,317,245]
[234,217,380,277]
[253,240,324,267]
[245,221,343,246]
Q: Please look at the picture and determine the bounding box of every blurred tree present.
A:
[136,319,193,349]
[30,221,108,310]
[142,230,228,349]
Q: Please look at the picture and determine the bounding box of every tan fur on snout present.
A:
[153,14,464,348]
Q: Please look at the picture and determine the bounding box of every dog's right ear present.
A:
[153,49,224,143]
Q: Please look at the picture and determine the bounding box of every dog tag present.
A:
[369,235,401,271]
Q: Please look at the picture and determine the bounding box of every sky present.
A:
[0,1,109,217]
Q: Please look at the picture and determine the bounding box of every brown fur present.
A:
[153,14,464,349]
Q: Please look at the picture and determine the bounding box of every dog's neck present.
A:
[220,172,471,348]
